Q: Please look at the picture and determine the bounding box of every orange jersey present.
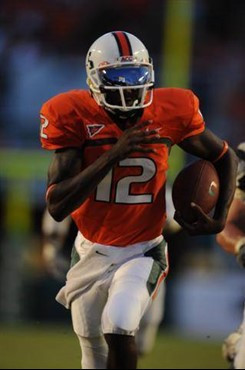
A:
[40,88,205,246]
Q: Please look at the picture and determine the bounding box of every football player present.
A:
[41,209,166,356]
[41,184,180,356]
[40,31,237,369]
[216,142,245,369]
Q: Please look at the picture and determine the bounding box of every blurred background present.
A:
[0,0,244,368]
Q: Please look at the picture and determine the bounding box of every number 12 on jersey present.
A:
[95,158,157,204]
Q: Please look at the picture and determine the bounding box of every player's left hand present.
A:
[237,245,245,268]
[174,202,225,236]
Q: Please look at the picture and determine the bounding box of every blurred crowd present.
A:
[0,0,160,56]
[0,0,166,146]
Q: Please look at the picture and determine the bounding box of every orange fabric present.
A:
[40,88,205,246]
[179,93,205,141]
[40,91,86,150]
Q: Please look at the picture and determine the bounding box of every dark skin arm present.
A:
[175,128,238,235]
[47,121,159,221]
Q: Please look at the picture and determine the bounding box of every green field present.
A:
[0,325,227,369]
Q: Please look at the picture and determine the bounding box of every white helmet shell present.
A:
[85,31,154,111]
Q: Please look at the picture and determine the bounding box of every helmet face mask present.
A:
[86,32,154,112]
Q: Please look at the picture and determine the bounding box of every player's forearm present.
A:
[217,223,245,254]
[47,150,118,221]
[213,148,238,223]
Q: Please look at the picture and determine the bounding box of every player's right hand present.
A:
[110,121,160,160]
[174,203,225,236]
[237,245,245,268]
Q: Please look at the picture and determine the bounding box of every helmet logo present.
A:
[208,181,218,196]
[87,124,105,138]
[87,51,94,70]
[119,76,126,83]
[121,56,134,62]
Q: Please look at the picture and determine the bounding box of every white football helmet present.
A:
[85,31,154,111]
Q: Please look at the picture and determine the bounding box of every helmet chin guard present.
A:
[86,31,154,111]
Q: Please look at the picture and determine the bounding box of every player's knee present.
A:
[102,293,142,334]
[77,335,108,369]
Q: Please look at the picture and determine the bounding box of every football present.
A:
[172,160,220,223]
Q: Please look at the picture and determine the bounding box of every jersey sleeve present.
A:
[180,92,205,142]
[40,94,85,150]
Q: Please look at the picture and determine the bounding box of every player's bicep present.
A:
[47,148,83,187]
[178,128,225,161]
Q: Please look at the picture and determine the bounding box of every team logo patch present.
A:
[209,181,218,196]
[87,124,105,138]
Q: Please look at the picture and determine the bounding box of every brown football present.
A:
[172,160,220,223]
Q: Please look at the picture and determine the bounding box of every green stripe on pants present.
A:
[144,240,168,296]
